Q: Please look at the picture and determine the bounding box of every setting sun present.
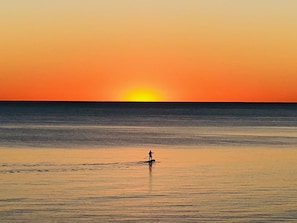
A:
[122,88,164,102]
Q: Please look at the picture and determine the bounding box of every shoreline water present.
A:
[1,147,297,222]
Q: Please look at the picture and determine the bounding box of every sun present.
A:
[122,87,164,102]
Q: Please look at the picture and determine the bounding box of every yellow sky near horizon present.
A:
[1,0,297,101]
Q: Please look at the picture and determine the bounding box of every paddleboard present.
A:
[144,159,155,164]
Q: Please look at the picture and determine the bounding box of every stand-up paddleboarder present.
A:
[149,150,153,161]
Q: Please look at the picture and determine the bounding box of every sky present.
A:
[1,0,297,102]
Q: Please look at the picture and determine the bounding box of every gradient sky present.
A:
[1,0,297,102]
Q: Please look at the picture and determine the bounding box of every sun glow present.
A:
[122,88,163,102]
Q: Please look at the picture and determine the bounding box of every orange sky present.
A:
[1,1,297,102]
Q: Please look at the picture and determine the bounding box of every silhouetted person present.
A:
[149,150,153,161]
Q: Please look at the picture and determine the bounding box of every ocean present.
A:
[0,102,297,222]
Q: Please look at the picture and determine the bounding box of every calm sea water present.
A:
[0,102,297,222]
[0,102,296,149]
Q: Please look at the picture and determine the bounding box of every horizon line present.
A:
[0,100,296,104]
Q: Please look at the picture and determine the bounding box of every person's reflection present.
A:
[149,162,152,193]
